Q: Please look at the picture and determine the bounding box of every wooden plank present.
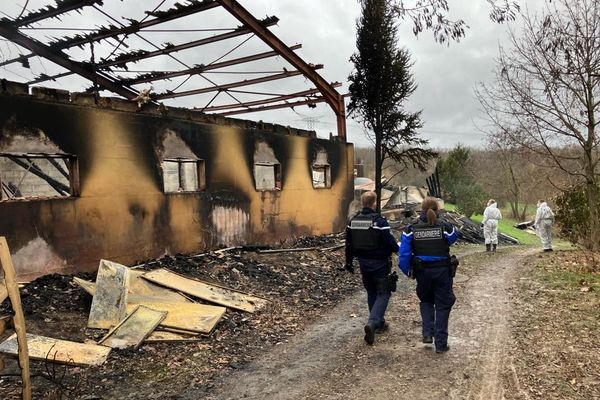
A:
[128,270,192,303]
[87,259,130,329]
[0,237,32,399]
[0,279,7,304]
[0,333,111,367]
[126,301,225,334]
[141,268,268,313]
[73,277,95,296]
[158,326,203,335]
[74,272,193,304]
[99,306,166,349]
[145,330,202,343]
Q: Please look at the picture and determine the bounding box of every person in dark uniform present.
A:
[345,191,399,345]
[398,197,458,353]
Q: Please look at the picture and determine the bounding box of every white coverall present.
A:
[482,203,502,245]
[535,202,555,250]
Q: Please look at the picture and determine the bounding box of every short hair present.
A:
[538,199,545,204]
[488,199,496,206]
[361,191,377,208]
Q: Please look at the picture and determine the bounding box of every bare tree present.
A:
[470,143,561,220]
[392,0,520,43]
[477,0,600,250]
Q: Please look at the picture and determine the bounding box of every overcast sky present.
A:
[0,1,542,149]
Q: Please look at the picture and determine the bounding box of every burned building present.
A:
[0,0,353,279]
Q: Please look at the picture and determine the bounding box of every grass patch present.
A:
[509,249,600,399]
[446,202,571,247]
[443,202,457,212]
[536,251,600,291]
[541,269,600,293]
[470,214,541,245]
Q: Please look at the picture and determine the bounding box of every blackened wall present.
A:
[0,92,354,279]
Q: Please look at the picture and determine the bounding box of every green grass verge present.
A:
[541,269,600,293]
[443,202,573,247]
[470,214,540,245]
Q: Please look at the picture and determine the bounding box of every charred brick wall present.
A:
[0,89,354,279]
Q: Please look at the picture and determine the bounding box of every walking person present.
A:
[398,197,458,353]
[535,200,555,252]
[482,199,502,252]
[345,191,399,345]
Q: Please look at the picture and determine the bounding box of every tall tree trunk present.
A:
[508,163,521,219]
[520,203,529,222]
[510,200,518,220]
[584,181,600,252]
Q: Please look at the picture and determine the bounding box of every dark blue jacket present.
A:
[398,212,458,276]
[345,208,399,269]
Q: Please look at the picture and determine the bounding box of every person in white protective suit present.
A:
[534,200,555,252]
[482,199,502,252]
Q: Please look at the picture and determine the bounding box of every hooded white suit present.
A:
[482,203,502,245]
[535,202,555,250]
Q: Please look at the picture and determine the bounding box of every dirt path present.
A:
[185,246,535,400]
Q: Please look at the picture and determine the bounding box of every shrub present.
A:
[555,184,600,250]
[454,183,487,217]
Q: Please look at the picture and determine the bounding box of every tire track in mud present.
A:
[186,246,533,400]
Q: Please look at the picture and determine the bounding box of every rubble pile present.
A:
[388,210,520,245]
[0,235,359,399]
[287,233,343,249]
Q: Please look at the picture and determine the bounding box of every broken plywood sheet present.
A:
[99,305,166,349]
[87,260,130,329]
[127,301,225,334]
[0,333,110,366]
[74,273,193,304]
[145,330,202,343]
[142,269,268,313]
[128,270,192,303]
[73,277,95,296]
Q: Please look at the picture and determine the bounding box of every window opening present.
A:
[0,152,79,201]
[312,163,331,189]
[162,158,205,193]
[254,161,281,191]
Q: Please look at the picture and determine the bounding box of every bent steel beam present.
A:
[153,70,303,100]
[99,16,278,70]
[0,0,220,68]
[20,17,278,85]
[216,97,328,116]
[0,23,138,99]
[9,0,102,28]
[202,83,341,112]
[119,44,302,86]
[216,0,346,140]
[202,88,321,112]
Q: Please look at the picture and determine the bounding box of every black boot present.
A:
[364,324,375,345]
[486,244,491,252]
[492,244,497,252]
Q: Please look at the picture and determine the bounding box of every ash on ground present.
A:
[0,234,360,400]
